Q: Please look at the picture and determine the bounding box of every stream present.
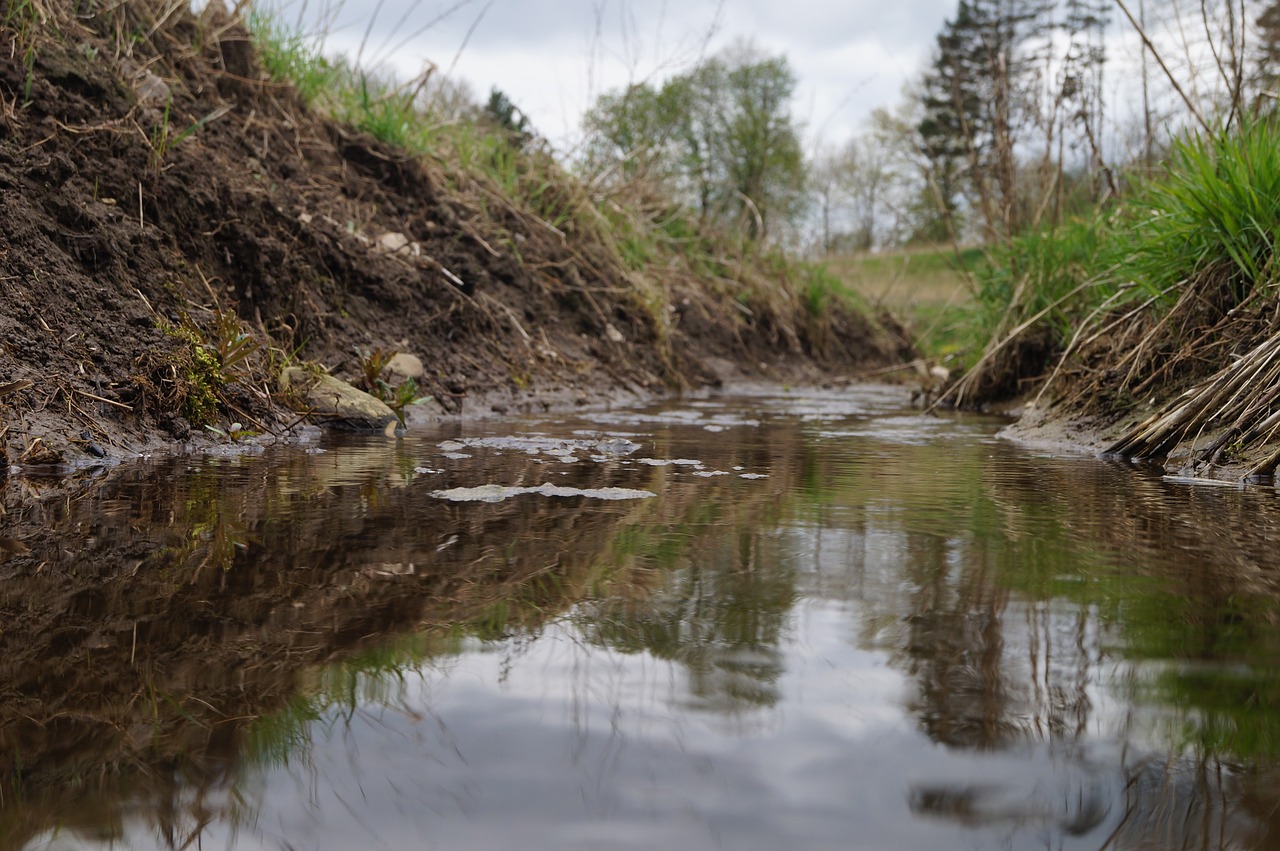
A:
[8,385,1280,850]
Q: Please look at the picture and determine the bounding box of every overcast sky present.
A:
[289,0,959,152]
[278,0,1230,163]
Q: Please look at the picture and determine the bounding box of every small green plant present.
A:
[182,344,221,426]
[354,347,431,428]
[205,422,260,442]
[150,99,232,169]
[382,377,431,429]
[160,310,263,426]
[355,346,395,389]
[204,308,262,381]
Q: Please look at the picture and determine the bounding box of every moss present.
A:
[182,344,221,426]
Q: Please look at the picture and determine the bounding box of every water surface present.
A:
[8,386,1280,850]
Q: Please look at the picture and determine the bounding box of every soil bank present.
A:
[0,2,912,471]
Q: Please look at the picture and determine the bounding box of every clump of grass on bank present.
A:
[954,115,1280,474]
[1127,119,1280,304]
[953,116,1280,407]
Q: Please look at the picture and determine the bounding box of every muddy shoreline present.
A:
[997,400,1280,485]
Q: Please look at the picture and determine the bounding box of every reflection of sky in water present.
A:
[820,415,1007,446]
[64,604,1127,851]
[26,386,1280,851]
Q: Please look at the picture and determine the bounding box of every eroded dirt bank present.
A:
[0,1,912,468]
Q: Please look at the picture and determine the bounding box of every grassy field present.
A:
[825,246,982,360]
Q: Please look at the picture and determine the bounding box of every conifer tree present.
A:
[1257,0,1280,97]
[916,0,1052,237]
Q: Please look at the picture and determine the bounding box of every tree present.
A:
[915,0,1053,237]
[581,43,807,242]
[484,88,532,146]
[1057,0,1113,204]
[810,136,895,253]
[581,82,685,183]
[717,45,807,240]
[1255,0,1280,99]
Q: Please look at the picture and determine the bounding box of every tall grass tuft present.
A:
[1125,115,1280,304]
[969,211,1113,346]
[3,0,51,101]
[245,7,336,107]
[955,117,1280,405]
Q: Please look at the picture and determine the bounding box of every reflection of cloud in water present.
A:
[124,606,1150,851]
[437,436,643,462]
[819,415,1000,447]
[586,409,761,430]
[21,385,1280,850]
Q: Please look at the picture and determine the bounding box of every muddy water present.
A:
[8,386,1280,850]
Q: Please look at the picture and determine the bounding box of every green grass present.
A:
[969,212,1113,346]
[1125,115,1280,303]
[247,7,436,152]
[3,0,47,102]
[248,10,592,239]
[827,246,982,358]
[245,7,338,108]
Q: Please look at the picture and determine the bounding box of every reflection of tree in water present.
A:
[585,529,796,715]
[0,439,679,849]
[873,448,1280,847]
[1041,751,1280,851]
[888,525,1095,754]
[899,530,1015,750]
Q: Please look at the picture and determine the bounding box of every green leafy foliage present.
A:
[582,41,807,241]
[354,347,431,429]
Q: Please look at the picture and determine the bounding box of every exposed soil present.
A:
[0,3,911,469]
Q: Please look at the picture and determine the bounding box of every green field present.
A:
[825,246,982,360]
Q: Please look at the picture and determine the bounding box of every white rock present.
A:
[377,232,419,256]
[386,352,425,382]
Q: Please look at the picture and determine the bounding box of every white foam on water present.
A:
[430,483,657,503]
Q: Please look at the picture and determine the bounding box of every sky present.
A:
[282,0,960,153]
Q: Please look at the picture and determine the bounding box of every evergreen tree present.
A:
[916,0,1052,237]
[1256,0,1280,97]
